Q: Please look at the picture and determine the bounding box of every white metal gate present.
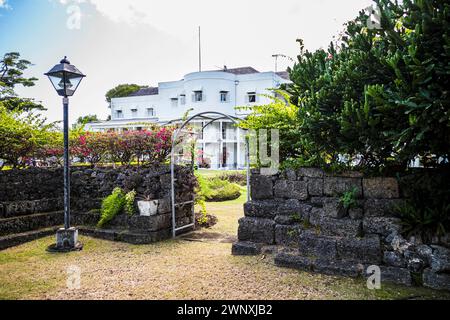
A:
[169,112,250,238]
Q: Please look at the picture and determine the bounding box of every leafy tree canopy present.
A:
[0,52,45,112]
[105,84,145,103]
[281,0,450,173]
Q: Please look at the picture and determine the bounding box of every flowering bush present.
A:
[71,132,109,166]
[71,127,174,167]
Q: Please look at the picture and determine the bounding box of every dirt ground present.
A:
[1,190,449,300]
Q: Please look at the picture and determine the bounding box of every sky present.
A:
[0,0,373,124]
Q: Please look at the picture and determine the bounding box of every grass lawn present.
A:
[0,180,449,300]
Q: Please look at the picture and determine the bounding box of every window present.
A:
[171,98,178,107]
[247,92,256,103]
[147,108,155,117]
[115,110,123,119]
[193,91,203,102]
[180,94,186,105]
[131,108,138,118]
[220,91,229,103]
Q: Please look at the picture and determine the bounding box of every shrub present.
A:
[104,131,134,165]
[97,188,137,227]
[395,169,450,243]
[204,178,241,202]
[124,190,136,216]
[0,105,55,169]
[276,0,450,173]
[98,188,125,228]
[217,171,247,186]
[72,132,109,166]
[340,187,358,210]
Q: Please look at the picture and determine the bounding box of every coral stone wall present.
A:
[0,165,195,246]
[232,168,450,291]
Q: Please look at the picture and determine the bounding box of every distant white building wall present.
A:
[86,67,290,169]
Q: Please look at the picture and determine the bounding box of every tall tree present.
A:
[105,84,145,103]
[0,52,45,112]
[76,114,99,125]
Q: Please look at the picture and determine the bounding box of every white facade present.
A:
[86,67,290,169]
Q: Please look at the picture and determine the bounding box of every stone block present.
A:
[275,225,300,246]
[274,251,314,271]
[430,245,450,273]
[383,251,406,268]
[379,266,412,286]
[157,197,171,214]
[274,180,308,200]
[244,200,279,219]
[363,217,402,238]
[319,217,363,238]
[129,213,172,231]
[314,259,365,277]
[298,231,338,259]
[237,217,275,244]
[306,178,323,196]
[423,269,450,291]
[324,177,362,197]
[349,208,364,220]
[309,207,324,226]
[232,241,262,256]
[283,168,297,181]
[138,200,159,216]
[250,175,273,199]
[323,198,346,219]
[56,227,79,249]
[297,167,324,178]
[364,199,403,217]
[337,235,381,264]
[277,199,312,220]
[363,177,399,199]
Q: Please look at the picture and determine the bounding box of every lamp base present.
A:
[47,227,83,252]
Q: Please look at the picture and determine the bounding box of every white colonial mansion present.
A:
[86,66,290,169]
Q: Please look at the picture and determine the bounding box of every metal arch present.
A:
[170,111,251,238]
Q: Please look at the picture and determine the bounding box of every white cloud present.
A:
[0,0,10,9]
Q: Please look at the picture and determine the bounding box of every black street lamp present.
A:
[45,57,85,252]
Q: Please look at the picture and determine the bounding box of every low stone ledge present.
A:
[232,241,262,256]
[423,269,450,291]
[314,259,365,277]
[379,266,412,286]
[298,231,338,259]
[237,217,275,244]
[336,235,382,264]
[274,251,314,271]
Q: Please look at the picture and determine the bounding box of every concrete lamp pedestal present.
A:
[47,227,83,252]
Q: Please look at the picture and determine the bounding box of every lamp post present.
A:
[45,57,85,252]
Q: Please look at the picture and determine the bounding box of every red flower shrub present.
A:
[71,132,109,166]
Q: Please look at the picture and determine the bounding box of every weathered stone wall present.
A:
[0,165,195,246]
[232,168,450,291]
